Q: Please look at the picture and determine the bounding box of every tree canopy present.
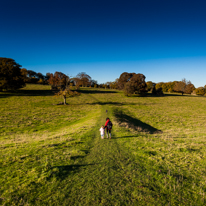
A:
[195,87,205,96]
[146,81,155,91]
[117,72,135,90]
[173,79,195,95]
[48,72,69,89]
[75,72,92,87]
[0,57,202,95]
[55,88,80,105]
[0,58,25,91]
[117,72,147,96]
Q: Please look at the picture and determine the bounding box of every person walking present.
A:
[99,125,105,139]
[105,117,113,139]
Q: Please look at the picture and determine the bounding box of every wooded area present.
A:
[1,57,206,96]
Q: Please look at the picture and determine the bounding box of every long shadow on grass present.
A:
[77,89,117,94]
[54,164,95,179]
[114,109,162,134]
[0,90,54,98]
[86,102,158,106]
[113,135,138,139]
[69,102,158,107]
[87,101,131,106]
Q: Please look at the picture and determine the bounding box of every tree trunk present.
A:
[63,96,66,105]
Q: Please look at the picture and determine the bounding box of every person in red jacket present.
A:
[105,117,112,139]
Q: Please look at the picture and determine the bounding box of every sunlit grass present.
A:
[0,84,100,137]
[1,85,206,205]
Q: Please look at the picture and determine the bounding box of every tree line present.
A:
[1,57,206,96]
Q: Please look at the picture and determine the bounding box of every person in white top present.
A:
[99,125,105,139]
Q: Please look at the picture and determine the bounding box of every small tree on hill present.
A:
[55,89,80,105]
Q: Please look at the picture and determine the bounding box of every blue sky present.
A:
[1,0,206,87]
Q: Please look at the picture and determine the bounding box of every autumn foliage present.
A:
[0,58,25,91]
[55,89,80,105]
[195,87,205,96]
[48,72,69,90]
[117,72,147,96]
[0,57,201,97]
[173,79,195,95]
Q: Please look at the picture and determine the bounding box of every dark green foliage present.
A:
[0,58,25,91]
[21,68,49,84]
[151,85,157,94]
[152,86,164,96]
[123,73,147,96]
[117,72,135,90]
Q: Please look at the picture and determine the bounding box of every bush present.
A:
[195,87,205,96]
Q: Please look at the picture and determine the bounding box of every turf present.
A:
[0,84,206,205]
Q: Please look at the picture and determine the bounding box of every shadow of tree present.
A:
[77,89,117,94]
[0,90,54,98]
[87,101,126,106]
[114,109,162,134]
[113,135,138,139]
[53,164,95,179]
[163,93,194,97]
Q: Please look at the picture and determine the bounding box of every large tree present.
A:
[48,71,69,89]
[146,81,155,91]
[90,79,98,87]
[45,73,52,82]
[185,81,195,94]
[117,72,135,90]
[21,68,29,82]
[75,72,91,87]
[27,70,37,78]
[173,79,194,95]
[0,58,25,91]
[123,73,147,96]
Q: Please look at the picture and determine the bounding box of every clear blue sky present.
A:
[1,0,206,87]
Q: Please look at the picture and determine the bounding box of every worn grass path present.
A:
[66,140,156,205]
[49,106,204,206]
[34,95,203,206]
[2,89,205,205]
[39,106,160,206]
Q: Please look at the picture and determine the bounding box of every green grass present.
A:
[1,84,206,205]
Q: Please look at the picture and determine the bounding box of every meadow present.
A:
[0,84,206,205]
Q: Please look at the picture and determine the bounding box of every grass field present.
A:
[1,84,206,205]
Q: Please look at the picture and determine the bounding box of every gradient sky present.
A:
[1,0,206,87]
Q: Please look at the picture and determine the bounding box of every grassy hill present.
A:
[0,84,206,205]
